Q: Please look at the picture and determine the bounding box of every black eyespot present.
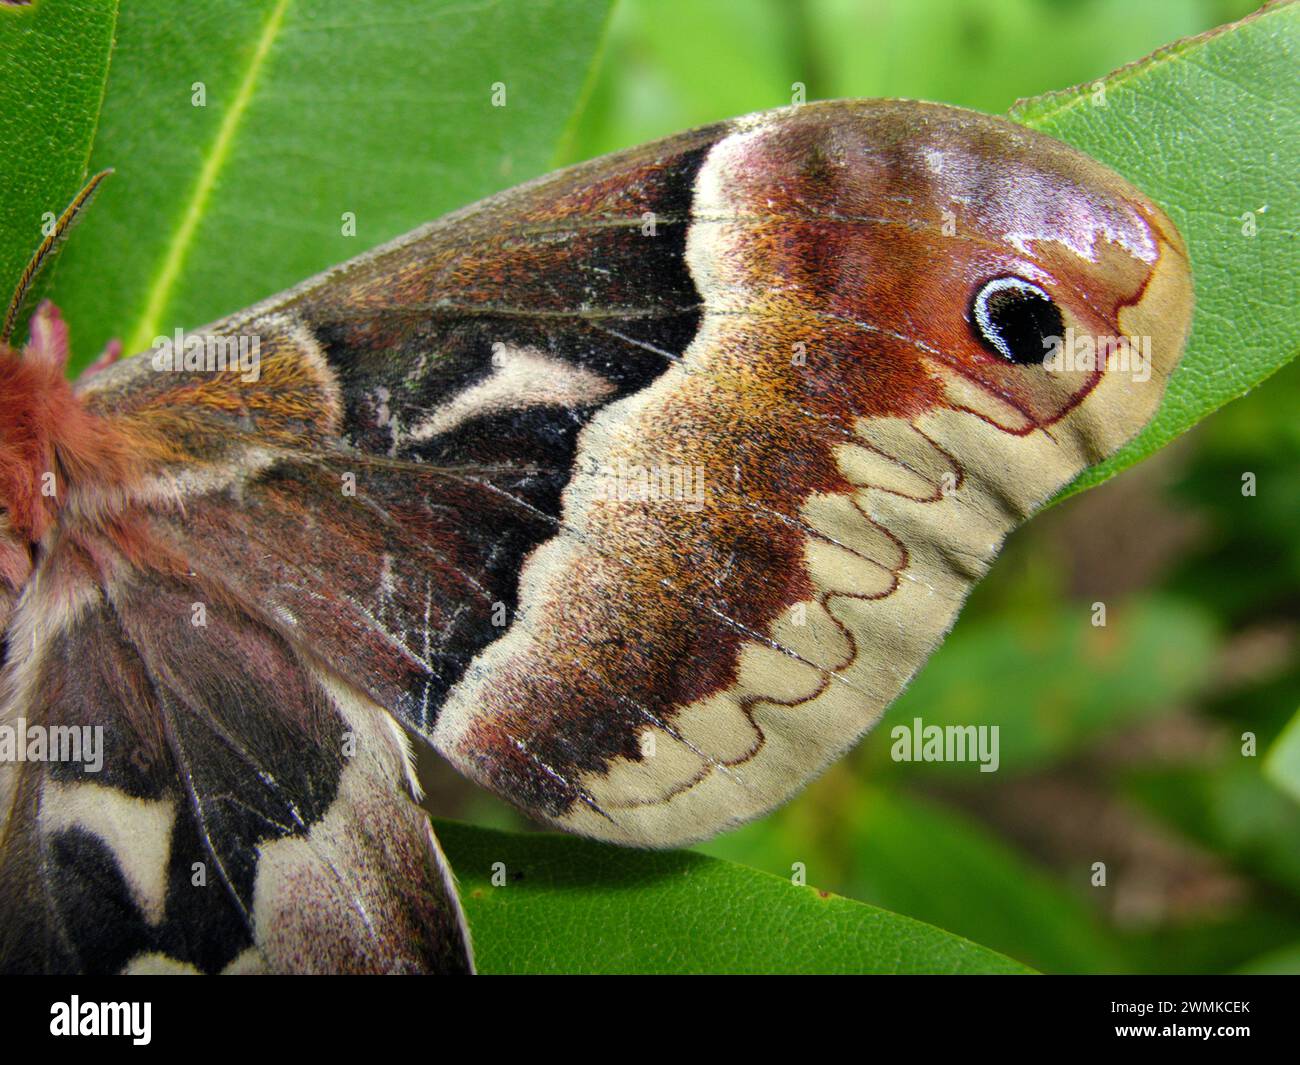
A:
[969,276,1063,366]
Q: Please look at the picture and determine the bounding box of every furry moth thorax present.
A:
[0,306,99,537]
[0,302,176,637]
[0,305,123,609]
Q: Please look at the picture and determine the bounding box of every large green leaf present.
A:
[39,0,614,368]
[0,0,116,327]
[1012,1,1300,493]
[434,820,1032,974]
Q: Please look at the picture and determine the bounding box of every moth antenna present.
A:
[1,169,113,347]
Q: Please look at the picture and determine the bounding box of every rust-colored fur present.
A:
[0,305,139,546]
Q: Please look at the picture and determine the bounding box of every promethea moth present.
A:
[0,100,1192,974]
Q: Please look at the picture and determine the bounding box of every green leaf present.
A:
[1011,1,1300,493]
[0,0,116,327]
[434,820,1033,974]
[41,0,614,368]
[1263,706,1300,802]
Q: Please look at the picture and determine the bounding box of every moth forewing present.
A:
[0,100,1191,972]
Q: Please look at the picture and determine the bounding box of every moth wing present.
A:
[0,549,472,974]
[68,101,1192,851]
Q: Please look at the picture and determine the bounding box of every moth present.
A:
[0,100,1192,974]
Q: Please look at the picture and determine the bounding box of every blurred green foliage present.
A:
[562,0,1262,162]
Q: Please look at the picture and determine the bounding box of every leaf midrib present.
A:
[125,0,291,354]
